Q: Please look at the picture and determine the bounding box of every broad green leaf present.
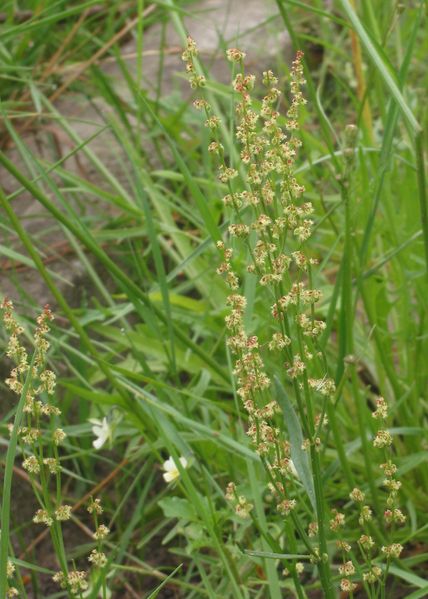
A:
[274,376,316,511]
[159,497,199,522]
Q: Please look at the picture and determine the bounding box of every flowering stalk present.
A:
[1,301,74,594]
[87,498,109,599]
[182,38,337,596]
[1,301,113,598]
[341,397,406,597]
[0,302,37,599]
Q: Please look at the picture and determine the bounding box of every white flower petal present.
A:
[163,471,177,483]
[162,457,175,472]
[90,417,110,450]
[93,436,105,450]
[162,455,188,483]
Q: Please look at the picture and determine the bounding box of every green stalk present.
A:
[415,131,428,282]
[325,401,355,489]
[247,461,282,599]
[309,446,334,598]
[335,178,352,384]
[292,322,334,596]
[284,519,307,599]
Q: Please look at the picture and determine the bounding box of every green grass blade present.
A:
[338,0,421,134]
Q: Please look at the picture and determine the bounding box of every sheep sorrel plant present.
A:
[0,300,110,598]
[182,38,408,598]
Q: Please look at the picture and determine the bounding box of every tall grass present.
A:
[1,0,427,597]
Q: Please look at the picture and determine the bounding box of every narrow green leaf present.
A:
[404,586,428,599]
[137,93,221,243]
[387,565,428,589]
[245,550,310,560]
[339,0,421,133]
[146,564,183,599]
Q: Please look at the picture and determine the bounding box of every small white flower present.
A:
[162,456,188,483]
[89,417,110,450]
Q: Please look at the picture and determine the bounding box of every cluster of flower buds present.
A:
[340,396,406,593]
[183,41,340,572]
[371,397,406,528]
[184,39,408,597]
[181,35,206,89]
[1,301,70,533]
[51,497,109,594]
[53,570,88,594]
[2,301,111,597]
[5,560,18,598]
[225,482,253,518]
[88,498,109,565]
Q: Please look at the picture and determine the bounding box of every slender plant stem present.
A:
[415,132,428,283]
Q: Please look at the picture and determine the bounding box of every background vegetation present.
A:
[0,0,427,597]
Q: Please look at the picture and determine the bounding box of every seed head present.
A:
[53,428,66,445]
[181,36,198,61]
[363,566,382,583]
[373,429,393,448]
[226,48,246,62]
[382,543,403,559]
[339,561,355,576]
[88,498,103,515]
[43,457,61,475]
[336,540,351,553]
[277,499,296,515]
[7,561,15,578]
[88,549,107,568]
[349,488,365,502]
[329,510,345,531]
[359,535,375,551]
[66,570,89,594]
[340,578,357,593]
[225,482,236,501]
[23,455,40,474]
[358,505,373,524]
[372,396,388,419]
[93,524,110,540]
[380,460,397,477]
[55,505,72,521]
[235,496,253,518]
[33,509,53,527]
